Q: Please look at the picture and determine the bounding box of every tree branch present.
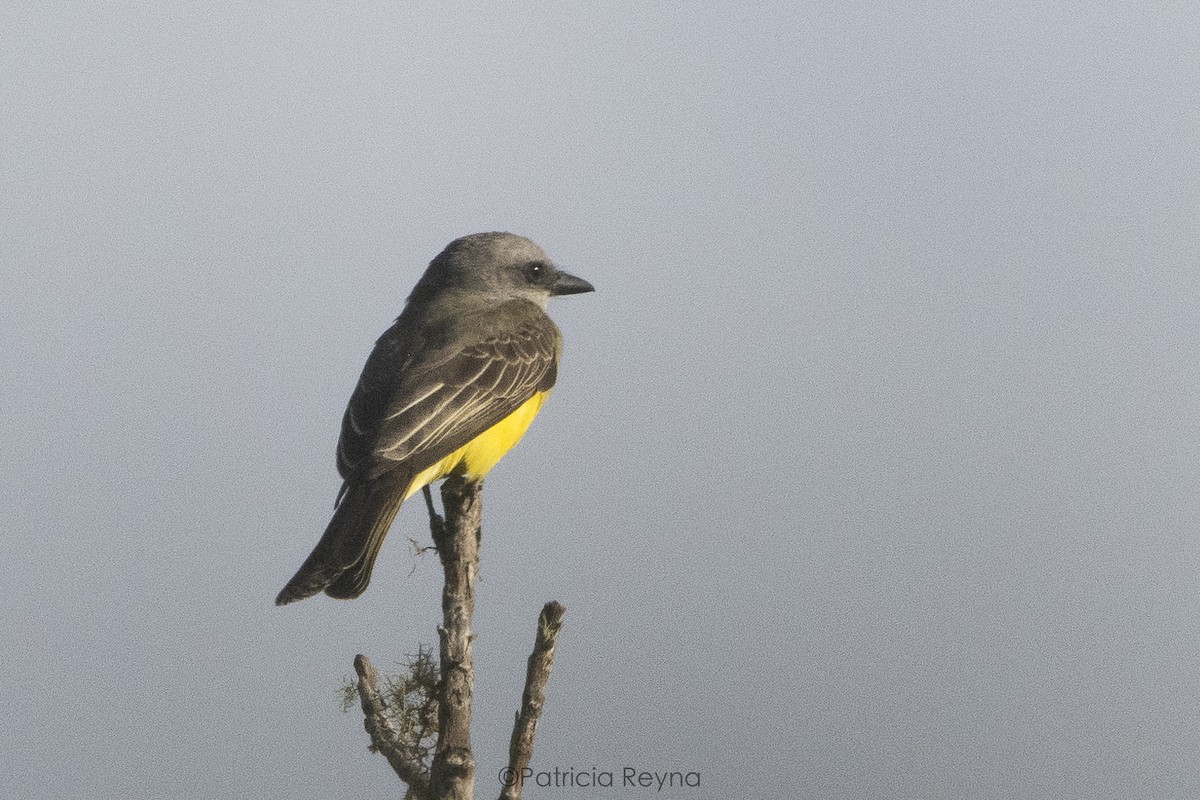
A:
[428,475,482,800]
[499,601,566,800]
[351,480,565,800]
[353,653,432,799]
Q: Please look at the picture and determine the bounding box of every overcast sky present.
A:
[4,3,1200,799]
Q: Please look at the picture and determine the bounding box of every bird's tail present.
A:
[275,482,406,605]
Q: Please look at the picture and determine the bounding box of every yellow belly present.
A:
[403,391,549,499]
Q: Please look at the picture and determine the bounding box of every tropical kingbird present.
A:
[275,232,593,605]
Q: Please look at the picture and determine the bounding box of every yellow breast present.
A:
[403,391,550,499]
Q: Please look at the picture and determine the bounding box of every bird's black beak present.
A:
[551,269,595,296]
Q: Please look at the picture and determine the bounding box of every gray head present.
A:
[408,232,593,311]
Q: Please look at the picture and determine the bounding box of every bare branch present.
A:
[428,476,482,800]
[499,601,566,800]
[350,478,566,800]
[353,654,432,799]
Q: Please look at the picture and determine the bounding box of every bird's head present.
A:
[413,232,594,311]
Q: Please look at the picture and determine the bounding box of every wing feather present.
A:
[337,300,561,484]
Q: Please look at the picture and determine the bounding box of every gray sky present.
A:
[4,3,1199,798]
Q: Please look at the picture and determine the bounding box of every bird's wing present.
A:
[336,300,560,485]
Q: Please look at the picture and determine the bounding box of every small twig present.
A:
[353,654,431,799]
[499,602,566,800]
[408,537,439,557]
[406,537,438,576]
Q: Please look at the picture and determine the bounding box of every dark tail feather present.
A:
[324,525,393,600]
[275,482,406,605]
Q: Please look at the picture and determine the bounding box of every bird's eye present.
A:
[526,262,545,281]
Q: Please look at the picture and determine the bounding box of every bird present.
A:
[275,232,593,605]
